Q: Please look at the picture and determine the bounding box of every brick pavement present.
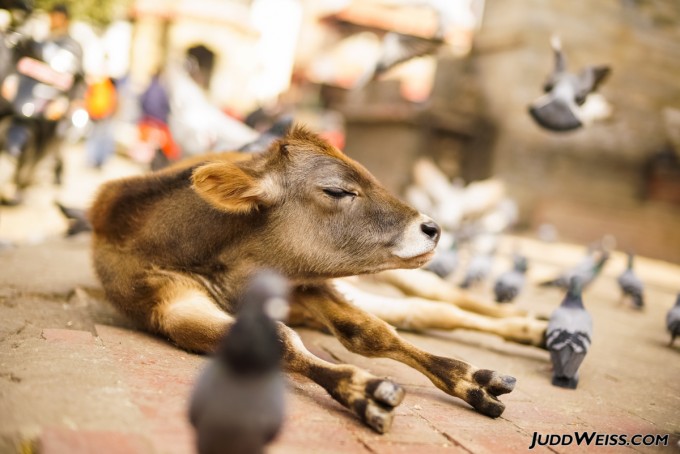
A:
[0,238,679,453]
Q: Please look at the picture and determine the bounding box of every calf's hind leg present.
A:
[335,279,547,347]
[295,284,517,418]
[153,286,406,433]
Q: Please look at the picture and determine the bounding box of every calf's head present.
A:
[192,126,440,279]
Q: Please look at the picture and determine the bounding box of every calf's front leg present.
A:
[155,287,405,433]
[294,284,517,418]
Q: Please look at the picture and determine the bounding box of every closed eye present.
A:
[323,187,357,199]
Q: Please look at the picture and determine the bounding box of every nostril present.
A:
[420,221,441,241]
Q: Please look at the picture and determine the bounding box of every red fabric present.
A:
[138,117,180,160]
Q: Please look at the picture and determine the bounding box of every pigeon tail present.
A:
[528,98,582,132]
[551,375,578,389]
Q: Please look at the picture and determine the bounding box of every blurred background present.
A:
[0,0,678,263]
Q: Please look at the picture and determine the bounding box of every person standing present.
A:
[84,75,117,169]
[138,70,179,170]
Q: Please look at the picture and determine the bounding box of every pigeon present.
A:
[493,254,529,303]
[667,294,680,347]
[528,36,611,132]
[55,202,92,237]
[238,115,294,152]
[189,271,289,454]
[459,250,494,289]
[546,277,593,389]
[617,253,644,309]
[356,32,444,88]
[424,239,458,279]
[539,248,609,290]
[352,0,464,90]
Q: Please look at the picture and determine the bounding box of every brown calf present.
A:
[90,126,516,433]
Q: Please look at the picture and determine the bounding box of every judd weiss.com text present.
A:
[528,432,669,449]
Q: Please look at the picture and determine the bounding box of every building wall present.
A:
[472,0,680,262]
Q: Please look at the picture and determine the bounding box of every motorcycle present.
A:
[0,20,83,204]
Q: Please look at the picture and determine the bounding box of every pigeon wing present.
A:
[667,306,680,333]
[375,33,443,77]
[546,307,593,353]
[575,65,611,103]
[618,270,643,295]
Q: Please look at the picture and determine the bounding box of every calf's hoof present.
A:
[353,379,405,434]
[467,369,517,418]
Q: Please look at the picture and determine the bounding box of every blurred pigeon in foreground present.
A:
[528,36,611,132]
[667,294,680,347]
[493,254,529,303]
[539,248,609,290]
[546,277,592,389]
[189,271,289,454]
[55,202,92,237]
[617,253,644,309]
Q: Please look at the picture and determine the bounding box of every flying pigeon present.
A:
[667,294,680,347]
[363,32,444,85]
[546,277,593,389]
[352,0,459,90]
[493,254,529,303]
[539,248,609,290]
[189,271,289,454]
[617,253,644,309]
[528,36,611,132]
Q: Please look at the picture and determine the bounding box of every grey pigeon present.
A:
[353,0,454,90]
[493,254,528,303]
[539,248,609,290]
[424,240,458,279]
[459,251,494,289]
[546,277,593,389]
[189,271,288,454]
[667,294,680,347]
[617,253,644,309]
[368,32,443,83]
[528,36,611,132]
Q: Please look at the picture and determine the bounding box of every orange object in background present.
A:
[85,78,117,121]
[138,117,180,160]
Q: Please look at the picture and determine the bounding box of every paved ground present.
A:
[0,146,679,453]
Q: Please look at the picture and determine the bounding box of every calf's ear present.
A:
[192,161,278,213]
